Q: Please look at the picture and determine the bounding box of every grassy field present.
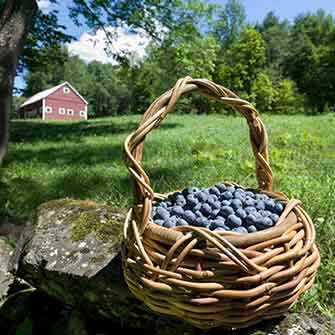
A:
[1,113,335,317]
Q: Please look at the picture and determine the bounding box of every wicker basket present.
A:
[122,77,320,329]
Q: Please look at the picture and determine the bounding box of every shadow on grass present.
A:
[5,142,125,167]
[10,119,180,144]
[1,158,195,220]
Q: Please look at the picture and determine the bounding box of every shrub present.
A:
[272,79,305,114]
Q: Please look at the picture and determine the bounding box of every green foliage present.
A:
[256,12,290,75]
[273,79,305,114]
[284,10,335,112]
[250,72,274,112]
[18,9,73,78]
[175,35,219,79]
[217,27,266,95]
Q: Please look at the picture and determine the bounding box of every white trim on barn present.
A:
[42,98,45,120]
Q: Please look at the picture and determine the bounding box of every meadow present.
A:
[1,113,335,317]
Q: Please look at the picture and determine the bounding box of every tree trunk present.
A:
[0,0,37,163]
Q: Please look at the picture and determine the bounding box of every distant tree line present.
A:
[20,0,335,116]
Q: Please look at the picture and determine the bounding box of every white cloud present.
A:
[66,26,152,66]
[37,0,52,13]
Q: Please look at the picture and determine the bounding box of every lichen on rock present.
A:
[21,199,126,278]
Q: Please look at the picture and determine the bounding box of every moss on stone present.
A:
[37,199,126,243]
[69,205,125,242]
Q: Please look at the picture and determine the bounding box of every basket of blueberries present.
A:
[153,184,283,234]
[122,77,320,330]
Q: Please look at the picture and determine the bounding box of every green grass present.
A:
[1,113,335,317]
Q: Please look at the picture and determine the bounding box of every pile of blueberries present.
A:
[151,184,284,234]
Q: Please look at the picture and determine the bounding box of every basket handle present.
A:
[124,77,273,206]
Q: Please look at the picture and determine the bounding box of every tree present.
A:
[214,0,245,46]
[0,0,37,163]
[17,8,73,80]
[217,27,266,96]
[250,72,274,112]
[256,12,290,77]
[284,10,335,112]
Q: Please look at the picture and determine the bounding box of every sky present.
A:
[17,0,335,91]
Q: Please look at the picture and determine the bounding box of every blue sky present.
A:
[236,0,335,24]
[45,0,335,39]
[17,0,335,92]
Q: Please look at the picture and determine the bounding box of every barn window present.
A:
[80,111,86,117]
[59,107,66,115]
[63,86,70,94]
[67,109,74,115]
[45,106,52,113]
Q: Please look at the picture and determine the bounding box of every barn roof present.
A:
[20,82,88,108]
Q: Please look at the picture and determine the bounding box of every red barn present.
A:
[19,82,88,121]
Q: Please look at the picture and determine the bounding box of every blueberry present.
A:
[245,206,257,215]
[193,203,202,212]
[171,205,184,217]
[206,195,217,207]
[231,199,243,209]
[220,206,234,217]
[154,219,165,226]
[183,210,196,224]
[196,191,208,203]
[216,183,227,193]
[185,195,199,209]
[220,200,231,206]
[211,201,221,210]
[244,197,255,207]
[200,203,212,217]
[226,186,235,193]
[195,216,210,228]
[158,202,168,208]
[234,192,245,201]
[209,187,221,196]
[194,210,204,219]
[163,219,175,228]
[222,191,233,200]
[263,217,273,228]
[210,218,226,229]
[227,214,242,228]
[155,207,170,220]
[270,213,279,224]
[210,208,220,218]
[232,226,248,234]
[247,225,257,233]
[255,193,268,200]
[176,196,187,207]
[245,191,255,198]
[264,199,276,211]
[245,214,256,226]
[256,200,266,210]
[274,202,284,214]
[254,216,266,230]
[176,218,189,226]
[236,208,247,219]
